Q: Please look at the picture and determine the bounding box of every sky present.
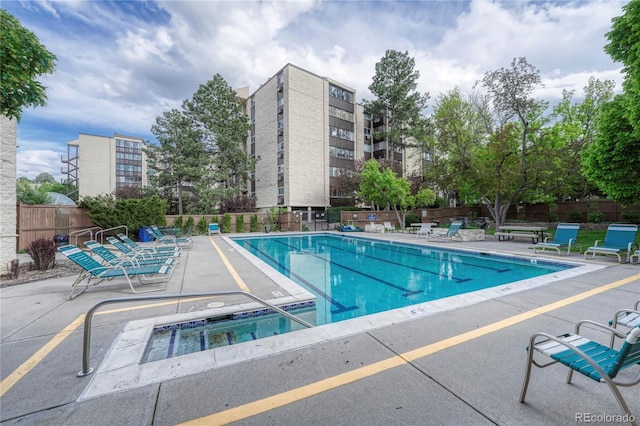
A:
[4,0,629,181]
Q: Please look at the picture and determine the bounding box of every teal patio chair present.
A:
[148,226,193,249]
[533,223,581,255]
[428,220,463,242]
[117,233,182,255]
[584,224,638,263]
[58,245,173,300]
[106,236,180,262]
[84,240,175,268]
[520,321,640,424]
[208,222,220,235]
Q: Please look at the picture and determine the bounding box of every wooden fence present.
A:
[16,204,94,251]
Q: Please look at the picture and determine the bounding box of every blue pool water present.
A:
[232,234,573,325]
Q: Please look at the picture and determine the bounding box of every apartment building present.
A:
[245,63,423,214]
[62,133,147,198]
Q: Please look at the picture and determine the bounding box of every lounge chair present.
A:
[365,222,384,233]
[416,223,431,239]
[609,299,640,347]
[84,240,176,268]
[117,233,182,255]
[533,223,581,255]
[340,224,363,232]
[208,223,220,235]
[107,236,181,262]
[383,222,395,233]
[584,224,638,263]
[58,245,172,300]
[520,321,640,423]
[148,225,193,248]
[428,220,463,241]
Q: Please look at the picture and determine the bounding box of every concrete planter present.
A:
[430,228,486,242]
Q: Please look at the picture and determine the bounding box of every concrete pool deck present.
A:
[1,232,639,425]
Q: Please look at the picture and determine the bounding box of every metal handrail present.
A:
[77,291,314,377]
[94,225,128,244]
[69,226,102,246]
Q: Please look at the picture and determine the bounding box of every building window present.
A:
[329,146,354,160]
[329,105,354,122]
[364,127,371,136]
[329,166,344,177]
[364,144,372,153]
[329,126,354,141]
[278,187,284,196]
[278,120,284,129]
[329,84,353,103]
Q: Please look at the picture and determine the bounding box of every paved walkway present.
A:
[1,232,638,425]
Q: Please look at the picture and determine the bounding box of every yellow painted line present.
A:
[209,236,251,292]
[179,273,640,425]
[0,314,85,397]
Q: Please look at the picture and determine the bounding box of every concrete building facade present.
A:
[63,133,147,198]
[0,116,18,275]
[248,64,371,213]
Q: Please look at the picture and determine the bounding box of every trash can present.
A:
[138,227,152,242]
[53,234,69,247]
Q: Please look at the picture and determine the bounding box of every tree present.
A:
[604,0,640,138]
[183,74,255,213]
[0,10,57,120]
[16,179,51,204]
[34,172,56,184]
[547,78,615,200]
[582,94,640,205]
[148,108,208,215]
[364,50,429,166]
[359,160,434,231]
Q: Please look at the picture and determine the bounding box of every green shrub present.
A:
[621,211,640,224]
[197,216,208,235]
[405,213,420,228]
[25,238,57,271]
[184,216,194,235]
[79,194,167,240]
[222,213,232,233]
[249,214,259,232]
[547,213,559,223]
[566,211,583,223]
[587,211,605,223]
[173,216,184,232]
[235,215,245,233]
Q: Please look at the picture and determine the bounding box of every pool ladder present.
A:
[77,291,314,377]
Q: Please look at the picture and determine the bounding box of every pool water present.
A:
[232,234,573,325]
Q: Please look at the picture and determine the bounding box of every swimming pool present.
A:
[232,233,574,325]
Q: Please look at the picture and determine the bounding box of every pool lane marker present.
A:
[177,273,640,426]
[209,236,251,292]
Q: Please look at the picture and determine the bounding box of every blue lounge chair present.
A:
[340,224,363,232]
[117,233,182,255]
[208,223,220,235]
[428,220,463,241]
[584,224,638,263]
[148,225,193,249]
[533,223,581,255]
[58,245,172,299]
[84,240,175,268]
[520,321,640,423]
[107,236,180,262]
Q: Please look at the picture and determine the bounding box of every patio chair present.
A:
[631,249,640,264]
[416,223,431,239]
[107,236,181,263]
[584,224,638,263]
[208,222,220,235]
[148,225,193,248]
[428,220,463,242]
[609,299,640,347]
[117,233,182,255]
[84,240,176,268]
[520,320,640,424]
[58,245,172,300]
[383,222,395,233]
[533,223,581,255]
